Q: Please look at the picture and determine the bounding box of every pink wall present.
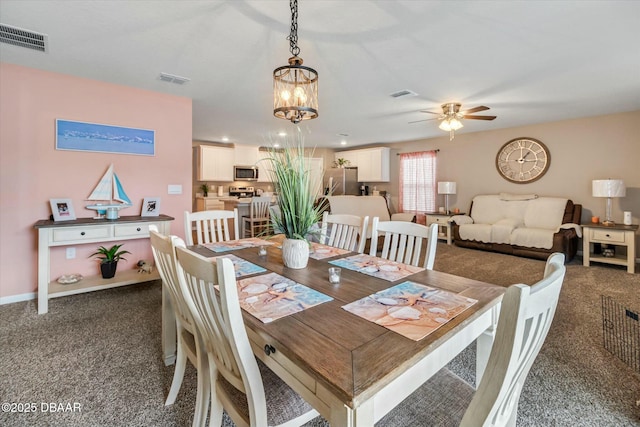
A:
[0,63,192,299]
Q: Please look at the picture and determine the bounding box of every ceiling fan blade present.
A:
[463,115,497,120]
[408,118,437,124]
[418,110,440,114]
[462,106,490,114]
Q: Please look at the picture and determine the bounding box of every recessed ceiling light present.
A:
[278,131,287,137]
[221,136,229,142]
[340,140,347,145]
[273,143,280,148]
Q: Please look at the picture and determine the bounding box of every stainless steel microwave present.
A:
[234,165,258,181]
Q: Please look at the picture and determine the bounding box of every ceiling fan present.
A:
[409,102,497,140]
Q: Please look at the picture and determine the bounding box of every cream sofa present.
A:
[322,195,415,238]
[451,194,582,261]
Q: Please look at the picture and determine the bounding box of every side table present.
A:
[582,222,637,274]
[425,212,464,245]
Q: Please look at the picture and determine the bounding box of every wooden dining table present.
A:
[163,239,505,426]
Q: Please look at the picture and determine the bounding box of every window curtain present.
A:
[399,151,437,213]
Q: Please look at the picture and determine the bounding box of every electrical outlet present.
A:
[66,247,76,259]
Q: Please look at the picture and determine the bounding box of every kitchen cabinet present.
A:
[234,145,259,166]
[335,147,390,182]
[257,150,273,182]
[195,197,225,211]
[198,145,234,181]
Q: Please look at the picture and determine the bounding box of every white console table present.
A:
[34,215,174,314]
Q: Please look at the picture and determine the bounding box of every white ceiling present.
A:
[2,1,639,148]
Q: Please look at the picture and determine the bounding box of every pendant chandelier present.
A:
[273,0,318,124]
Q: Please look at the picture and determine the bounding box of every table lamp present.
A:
[437,181,457,214]
[592,179,626,225]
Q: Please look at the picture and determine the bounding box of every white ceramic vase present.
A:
[281,238,309,269]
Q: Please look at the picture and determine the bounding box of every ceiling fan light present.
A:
[438,120,452,131]
[449,118,463,130]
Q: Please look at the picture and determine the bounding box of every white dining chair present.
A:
[149,227,209,427]
[184,209,239,246]
[242,196,272,238]
[320,211,369,253]
[377,252,567,427]
[370,218,439,269]
[174,247,320,427]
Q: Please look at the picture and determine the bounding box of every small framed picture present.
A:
[50,198,77,221]
[141,197,161,217]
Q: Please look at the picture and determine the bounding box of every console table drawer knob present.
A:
[81,232,85,236]
[264,344,276,356]
[137,227,141,232]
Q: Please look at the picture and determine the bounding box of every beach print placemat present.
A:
[309,242,351,260]
[209,254,266,278]
[329,254,424,282]
[203,237,274,253]
[236,272,333,323]
[342,281,477,341]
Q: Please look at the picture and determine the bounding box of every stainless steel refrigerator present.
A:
[324,167,359,195]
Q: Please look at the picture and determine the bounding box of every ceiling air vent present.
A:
[390,89,418,98]
[0,23,48,52]
[159,72,190,85]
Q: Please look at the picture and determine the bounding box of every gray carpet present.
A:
[1,244,639,426]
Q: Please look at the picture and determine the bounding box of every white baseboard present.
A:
[0,292,36,306]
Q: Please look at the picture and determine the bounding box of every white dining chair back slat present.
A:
[184,209,239,246]
[320,212,369,253]
[370,218,439,269]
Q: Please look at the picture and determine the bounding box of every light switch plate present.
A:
[168,184,182,194]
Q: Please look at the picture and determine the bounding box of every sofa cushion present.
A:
[491,218,522,244]
[325,195,394,238]
[470,195,505,224]
[325,195,390,221]
[510,227,556,249]
[523,198,567,230]
[459,224,492,243]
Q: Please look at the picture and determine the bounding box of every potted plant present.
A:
[333,158,351,168]
[265,135,324,269]
[200,183,209,197]
[90,244,131,279]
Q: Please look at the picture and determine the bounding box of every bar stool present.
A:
[242,196,272,238]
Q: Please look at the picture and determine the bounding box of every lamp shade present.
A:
[438,182,457,195]
[592,180,626,198]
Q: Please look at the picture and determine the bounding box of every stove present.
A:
[229,186,255,198]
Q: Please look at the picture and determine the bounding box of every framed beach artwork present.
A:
[56,119,155,156]
[141,197,161,217]
[49,198,77,221]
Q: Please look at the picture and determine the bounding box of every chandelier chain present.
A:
[287,0,300,56]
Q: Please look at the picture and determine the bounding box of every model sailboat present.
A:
[86,164,132,219]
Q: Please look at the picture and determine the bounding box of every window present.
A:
[399,151,437,213]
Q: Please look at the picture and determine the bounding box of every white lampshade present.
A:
[438,182,457,195]
[592,180,626,198]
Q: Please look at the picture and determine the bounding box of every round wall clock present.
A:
[495,137,550,184]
